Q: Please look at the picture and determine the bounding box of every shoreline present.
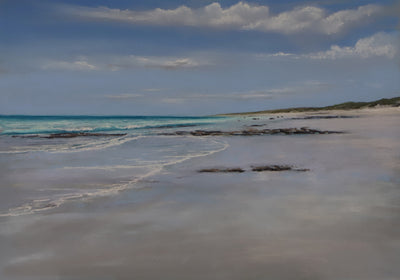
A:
[1,105,400,279]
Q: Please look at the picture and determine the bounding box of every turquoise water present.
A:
[0,115,231,216]
[0,115,225,136]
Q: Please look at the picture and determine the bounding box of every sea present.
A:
[0,115,231,217]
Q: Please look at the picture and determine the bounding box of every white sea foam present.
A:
[0,138,229,217]
[0,135,143,154]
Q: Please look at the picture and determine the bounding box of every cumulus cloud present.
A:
[307,32,398,59]
[60,2,383,35]
[264,32,399,60]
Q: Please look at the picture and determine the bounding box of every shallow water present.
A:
[0,116,230,215]
[0,110,399,279]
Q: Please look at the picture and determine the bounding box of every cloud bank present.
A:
[308,32,399,59]
[265,32,399,60]
[21,31,399,75]
[61,2,383,35]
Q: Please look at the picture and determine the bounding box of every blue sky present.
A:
[0,0,399,115]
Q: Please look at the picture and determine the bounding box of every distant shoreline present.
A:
[217,96,400,116]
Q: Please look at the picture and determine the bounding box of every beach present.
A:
[1,107,400,280]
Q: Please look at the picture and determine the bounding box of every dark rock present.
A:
[252,165,292,172]
[248,124,266,127]
[158,127,343,137]
[12,135,40,138]
[13,132,127,139]
[44,203,58,208]
[251,165,310,172]
[198,165,310,173]
[45,132,127,139]
[198,168,245,173]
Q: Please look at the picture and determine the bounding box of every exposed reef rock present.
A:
[13,132,127,139]
[251,165,310,172]
[198,168,245,173]
[160,127,343,136]
[198,165,310,173]
[247,124,266,127]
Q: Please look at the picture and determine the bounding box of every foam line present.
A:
[0,135,143,154]
[0,139,229,217]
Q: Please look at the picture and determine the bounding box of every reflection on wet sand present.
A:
[1,108,400,280]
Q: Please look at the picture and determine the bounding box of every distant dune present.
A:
[219,96,400,116]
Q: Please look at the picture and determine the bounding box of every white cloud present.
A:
[40,55,208,71]
[42,58,97,71]
[105,89,166,99]
[142,88,165,92]
[267,52,294,57]
[307,32,398,59]
[60,2,383,35]
[105,93,144,99]
[107,55,209,70]
[264,32,399,60]
[125,56,204,70]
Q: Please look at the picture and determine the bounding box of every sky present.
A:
[0,0,399,115]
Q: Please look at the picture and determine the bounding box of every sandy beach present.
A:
[0,107,399,280]
[2,0,399,278]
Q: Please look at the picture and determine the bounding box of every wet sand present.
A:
[1,108,400,280]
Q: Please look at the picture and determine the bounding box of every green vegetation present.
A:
[220,96,400,116]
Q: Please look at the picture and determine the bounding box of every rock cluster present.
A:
[160,127,343,136]
[247,124,266,127]
[251,165,310,172]
[198,165,310,173]
[198,168,245,173]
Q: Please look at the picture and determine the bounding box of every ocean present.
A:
[0,115,230,216]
